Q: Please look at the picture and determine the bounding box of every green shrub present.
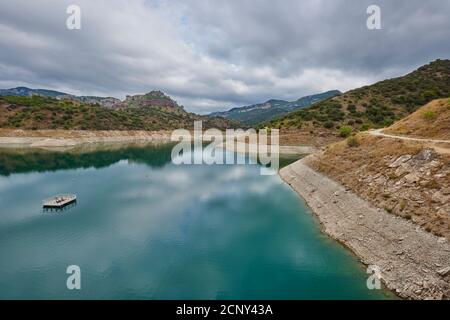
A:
[347,136,359,148]
[33,114,45,121]
[339,126,352,138]
[360,123,370,131]
[323,121,334,129]
[347,104,356,113]
[381,119,394,127]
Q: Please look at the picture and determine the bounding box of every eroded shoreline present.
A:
[0,129,317,155]
[0,129,173,148]
[280,156,450,300]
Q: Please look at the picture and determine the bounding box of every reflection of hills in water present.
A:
[0,142,303,176]
[0,143,175,176]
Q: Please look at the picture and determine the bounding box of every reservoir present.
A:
[0,143,394,299]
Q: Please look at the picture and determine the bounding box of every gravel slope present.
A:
[280,156,450,300]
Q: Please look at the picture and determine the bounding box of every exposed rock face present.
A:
[374,148,449,235]
[438,267,450,277]
[413,148,436,161]
[309,135,450,240]
[57,95,122,108]
[54,89,184,111]
[118,90,183,112]
[83,96,121,108]
[0,87,183,111]
[280,157,450,300]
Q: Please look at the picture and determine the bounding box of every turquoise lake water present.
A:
[0,143,394,299]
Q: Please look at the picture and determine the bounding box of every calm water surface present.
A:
[0,144,394,299]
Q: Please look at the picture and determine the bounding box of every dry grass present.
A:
[278,128,341,147]
[307,133,450,239]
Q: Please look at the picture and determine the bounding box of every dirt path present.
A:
[369,129,450,154]
[280,156,450,300]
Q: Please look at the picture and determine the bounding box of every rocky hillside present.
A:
[0,93,237,131]
[0,86,121,107]
[306,99,450,239]
[211,90,341,125]
[114,91,184,112]
[267,59,450,133]
[308,137,450,239]
[384,98,450,140]
[0,86,67,98]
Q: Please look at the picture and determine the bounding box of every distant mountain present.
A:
[0,86,122,108]
[268,59,450,131]
[0,86,68,98]
[113,90,184,112]
[210,90,341,125]
[0,90,238,131]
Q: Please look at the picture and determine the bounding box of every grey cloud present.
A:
[0,0,448,113]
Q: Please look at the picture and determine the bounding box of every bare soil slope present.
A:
[307,132,450,239]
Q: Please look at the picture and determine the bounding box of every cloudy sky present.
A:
[0,0,449,113]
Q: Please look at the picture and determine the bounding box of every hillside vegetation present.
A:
[384,98,450,140]
[0,94,236,131]
[211,90,341,125]
[266,59,450,133]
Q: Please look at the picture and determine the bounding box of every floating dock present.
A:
[43,194,77,209]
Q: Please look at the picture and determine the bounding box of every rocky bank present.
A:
[280,157,450,300]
